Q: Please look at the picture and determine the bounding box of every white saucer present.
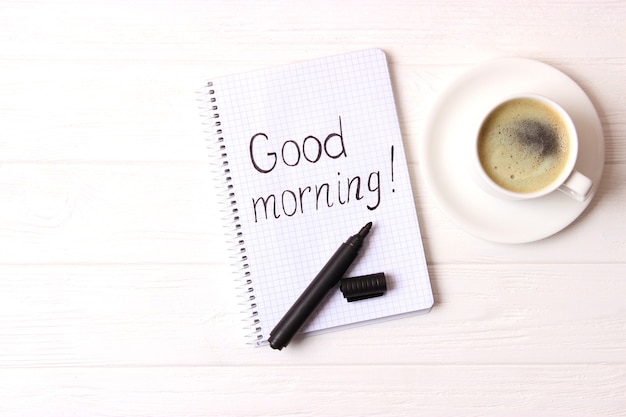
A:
[420,58,605,244]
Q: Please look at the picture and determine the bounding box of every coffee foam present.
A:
[478,98,570,194]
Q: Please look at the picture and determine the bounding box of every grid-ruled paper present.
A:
[208,49,433,345]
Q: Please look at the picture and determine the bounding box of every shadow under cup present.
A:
[472,94,592,202]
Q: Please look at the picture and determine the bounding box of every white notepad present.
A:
[199,49,433,346]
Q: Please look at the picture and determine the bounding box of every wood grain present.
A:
[1,0,625,416]
[1,264,624,367]
[1,365,625,417]
[0,163,623,264]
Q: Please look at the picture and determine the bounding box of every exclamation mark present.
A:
[391,145,395,193]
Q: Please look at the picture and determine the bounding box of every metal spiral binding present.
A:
[197,81,265,346]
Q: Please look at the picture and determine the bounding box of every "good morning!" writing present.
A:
[248,116,394,223]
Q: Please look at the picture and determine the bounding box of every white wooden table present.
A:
[1,1,625,415]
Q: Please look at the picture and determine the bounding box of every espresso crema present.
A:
[477,98,570,194]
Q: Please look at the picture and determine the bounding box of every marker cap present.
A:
[340,272,387,302]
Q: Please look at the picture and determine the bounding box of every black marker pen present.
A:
[268,222,373,350]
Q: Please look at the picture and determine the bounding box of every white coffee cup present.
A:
[469,93,592,202]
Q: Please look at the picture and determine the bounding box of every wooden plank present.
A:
[1,162,623,264]
[1,58,623,164]
[0,364,624,417]
[0,163,220,264]
[1,264,624,367]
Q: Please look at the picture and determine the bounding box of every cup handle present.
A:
[558,170,593,202]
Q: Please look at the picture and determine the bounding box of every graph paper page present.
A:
[208,49,433,345]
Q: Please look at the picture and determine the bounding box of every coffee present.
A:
[477,97,570,194]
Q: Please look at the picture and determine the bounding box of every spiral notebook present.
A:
[199,49,433,346]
